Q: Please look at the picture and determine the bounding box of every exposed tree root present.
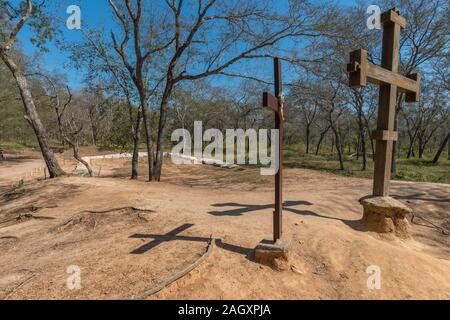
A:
[52,207,156,233]
[3,274,37,300]
[78,207,156,224]
[1,188,26,201]
[0,205,57,226]
[131,236,215,300]
[411,214,449,236]
[77,206,156,214]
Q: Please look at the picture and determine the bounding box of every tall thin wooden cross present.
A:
[347,8,421,197]
[263,57,291,242]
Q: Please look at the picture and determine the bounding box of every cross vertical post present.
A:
[263,57,290,242]
[373,10,402,196]
[273,58,283,241]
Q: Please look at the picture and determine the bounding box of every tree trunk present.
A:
[140,96,154,182]
[91,125,98,146]
[305,125,310,154]
[331,137,335,154]
[127,97,143,180]
[406,124,418,159]
[391,111,399,177]
[131,132,141,180]
[332,125,345,170]
[432,132,449,164]
[363,118,375,161]
[418,141,425,159]
[315,125,330,155]
[406,135,416,158]
[154,82,174,181]
[358,114,367,171]
[67,139,93,177]
[0,51,65,178]
[361,136,367,171]
[356,136,360,161]
[448,138,450,160]
[130,110,142,180]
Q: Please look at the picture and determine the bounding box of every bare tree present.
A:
[386,0,449,175]
[432,132,450,163]
[0,0,65,177]
[31,72,94,176]
[108,0,173,181]
[151,0,336,180]
[62,112,94,178]
[67,31,145,179]
[82,85,112,146]
[350,89,368,170]
[292,92,319,154]
[324,85,345,170]
[314,121,331,156]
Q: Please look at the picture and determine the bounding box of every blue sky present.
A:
[13,0,358,90]
[15,0,116,87]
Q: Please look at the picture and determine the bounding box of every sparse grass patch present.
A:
[284,145,449,184]
[0,141,28,150]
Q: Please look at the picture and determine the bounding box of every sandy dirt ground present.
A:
[0,149,449,300]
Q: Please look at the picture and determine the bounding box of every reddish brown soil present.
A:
[0,150,449,299]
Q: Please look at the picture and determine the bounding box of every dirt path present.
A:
[0,155,449,299]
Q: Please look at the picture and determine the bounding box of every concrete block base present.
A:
[360,196,413,239]
[254,239,291,270]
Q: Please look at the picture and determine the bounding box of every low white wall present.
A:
[75,152,238,175]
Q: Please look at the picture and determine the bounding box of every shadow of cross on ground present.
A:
[130,224,198,254]
[208,200,314,217]
[129,223,254,258]
[391,193,450,203]
[208,200,366,232]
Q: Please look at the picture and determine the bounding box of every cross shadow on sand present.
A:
[391,192,450,203]
[129,223,254,260]
[208,200,366,232]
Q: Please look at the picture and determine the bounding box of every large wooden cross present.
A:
[263,57,291,242]
[347,8,421,197]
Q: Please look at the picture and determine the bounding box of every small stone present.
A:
[291,265,304,275]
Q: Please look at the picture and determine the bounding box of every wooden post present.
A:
[274,58,283,241]
[373,9,402,196]
[347,8,420,197]
[263,58,291,242]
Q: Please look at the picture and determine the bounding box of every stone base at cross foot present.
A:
[359,196,413,239]
[254,238,292,271]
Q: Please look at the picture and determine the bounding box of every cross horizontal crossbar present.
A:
[371,130,398,142]
[263,92,291,120]
[348,49,421,102]
[130,224,194,254]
